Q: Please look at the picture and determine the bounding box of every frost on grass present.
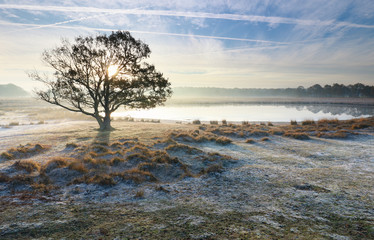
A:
[0,117,373,239]
[0,136,237,192]
[0,143,50,161]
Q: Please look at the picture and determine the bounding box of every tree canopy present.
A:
[30,31,172,130]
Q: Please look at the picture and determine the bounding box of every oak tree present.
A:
[30,31,171,130]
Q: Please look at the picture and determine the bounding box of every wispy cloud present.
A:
[0,20,289,45]
[1,1,373,89]
[1,4,374,29]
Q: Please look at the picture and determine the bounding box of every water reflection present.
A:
[113,103,374,122]
[285,104,374,117]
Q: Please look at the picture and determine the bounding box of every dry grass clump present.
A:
[245,138,256,144]
[110,157,126,166]
[126,152,149,162]
[169,129,232,145]
[13,160,41,173]
[215,136,232,145]
[31,183,56,193]
[316,131,348,139]
[302,119,316,125]
[9,175,35,187]
[65,143,79,149]
[200,164,223,174]
[165,143,202,154]
[318,118,339,125]
[135,189,145,198]
[115,168,157,183]
[91,144,109,153]
[242,121,249,126]
[151,150,179,164]
[72,174,116,186]
[0,172,10,182]
[210,120,219,125]
[351,123,370,130]
[270,129,285,135]
[0,143,49,160]
[267,122,273,126]
[249,130,269,137]
[222,119,227,125]
[290,120,298,125]
[192,119,201,124]
[68,161,88,173]
[42,157,70,173]
[283,132,310,140]
[9,122,19,126]
[1,151,14,160]
[260,137,270,141]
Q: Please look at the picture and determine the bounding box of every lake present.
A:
[112,103,374,123]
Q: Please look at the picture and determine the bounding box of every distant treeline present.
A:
[173,83,374,98]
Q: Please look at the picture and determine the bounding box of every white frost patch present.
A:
[247,215,283,229]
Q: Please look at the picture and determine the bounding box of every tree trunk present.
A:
[96,114,113,131]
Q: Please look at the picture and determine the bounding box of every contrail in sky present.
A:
[1,4,374,29]
[3,12,119,33]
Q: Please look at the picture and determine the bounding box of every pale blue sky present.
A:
[1,0,374,91]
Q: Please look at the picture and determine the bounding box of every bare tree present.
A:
[29,31,172,130]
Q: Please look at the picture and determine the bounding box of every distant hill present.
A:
[0,83,30,97]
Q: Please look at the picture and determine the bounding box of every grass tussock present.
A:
[65,143,79,149]
[270,129,285,135]
[1,151,14,160]
[245,139,256,144]
[165,143,202,154]
[13,160,41,173]
[110,157,126,166]
[192,119,201,125]
[241,121,249,126]
[316,131,348,139]
[302,119,316,125]
[135,190,145,198]
[249,130,269,137]
[116,168,157,183]
[0,172,10,182]
[42,157,71,172]
[169,129,232,145]
[200,164,223,174]
[260,137,270,141]
[318,118,339,125]
[68,161,88,173]
[283,132,310,140]
[0,143,49,160]
[351,123,370,130]
[215,136,232,145]
[72,174,116,186]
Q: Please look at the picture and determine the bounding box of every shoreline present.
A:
[167,96,374,106]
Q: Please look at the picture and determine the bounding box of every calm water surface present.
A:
[113,104,374,122]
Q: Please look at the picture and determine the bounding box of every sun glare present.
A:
[107,65,118,77]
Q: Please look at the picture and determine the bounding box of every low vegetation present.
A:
[0,116,373,239]
[200,116,374,141]
[0,143,50,160]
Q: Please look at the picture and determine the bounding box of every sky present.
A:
[0,0,374,91]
